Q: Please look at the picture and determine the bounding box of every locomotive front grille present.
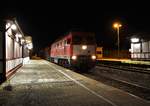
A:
[78,55,91,61]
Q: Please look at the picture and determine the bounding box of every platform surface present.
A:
[0,60,150,106]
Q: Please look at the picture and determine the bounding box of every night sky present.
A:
[1,1,150,52]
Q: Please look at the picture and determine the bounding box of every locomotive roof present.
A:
[52,31,95,44]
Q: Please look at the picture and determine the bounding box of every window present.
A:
[67,39,71,44]
[64,40,67,45]
[57,43,59,47]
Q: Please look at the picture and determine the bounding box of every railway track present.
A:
[97,63,150,74]
[83,64,150,101]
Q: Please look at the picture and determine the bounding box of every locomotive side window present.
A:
[59,42,62,47]
[57,43,59,48]
[67,39,71,44]
[64,40,67,45]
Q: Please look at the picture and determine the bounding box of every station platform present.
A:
[98,58,150,66]
[0,60,150,106]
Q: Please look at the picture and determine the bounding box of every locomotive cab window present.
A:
[85,35,96,44]
[64,40,67,45]
[72,34,95,44]
[73,35,81,44]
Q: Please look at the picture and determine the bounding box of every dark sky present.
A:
[1,1,150,52]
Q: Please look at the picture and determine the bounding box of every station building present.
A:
[130,33,150,60]
[0,18,33,83]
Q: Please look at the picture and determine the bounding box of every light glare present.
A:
[113,23,122,28]
[72,55,77,60]
[11,24,17,30]
[131,38,139,43]
[91,55,96,60]
[82,45,87,50]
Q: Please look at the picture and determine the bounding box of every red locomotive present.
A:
[50,31,97,69]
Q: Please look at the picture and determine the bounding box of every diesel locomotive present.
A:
[50,31,97,69]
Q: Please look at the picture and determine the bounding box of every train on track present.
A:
[49,31,97,69]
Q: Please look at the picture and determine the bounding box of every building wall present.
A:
[4,20,25,79]
[0,31,3,75]
[1,20,31,83]
[131,40,150,60]
[5,29,23,78]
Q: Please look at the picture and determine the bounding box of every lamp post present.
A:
[113,22,122,58]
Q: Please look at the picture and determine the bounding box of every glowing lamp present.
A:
[113,23,122,28]
[82,45,87,50]
[72,55,77,60]
[131,38,139,43]
[11,24,17,30]
[91,55,96,60]
[18,34,22,38]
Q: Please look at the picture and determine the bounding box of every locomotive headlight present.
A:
[82,45,87,50]
[72,55,77,60]
[91,55,96,60]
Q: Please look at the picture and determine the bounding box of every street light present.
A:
[113,22,122,58]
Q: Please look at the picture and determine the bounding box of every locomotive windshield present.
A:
[72,34,96,44]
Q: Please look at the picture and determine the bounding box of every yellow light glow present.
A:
[82,45,87,50]
[113,23,122,28]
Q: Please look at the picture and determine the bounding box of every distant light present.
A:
[113,23,122,28]
[82,45,87,50]
[27,43,33,50]
[131,38,139,43]
[11,24,17,30]
[72,55,77,60]
[113,23,118,28]
[91,55,96,60]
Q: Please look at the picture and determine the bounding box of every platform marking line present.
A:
[45,62,118,106]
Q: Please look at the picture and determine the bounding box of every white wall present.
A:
[131,41,150,59]
[6,58,22,73]
[5,33,23,72]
